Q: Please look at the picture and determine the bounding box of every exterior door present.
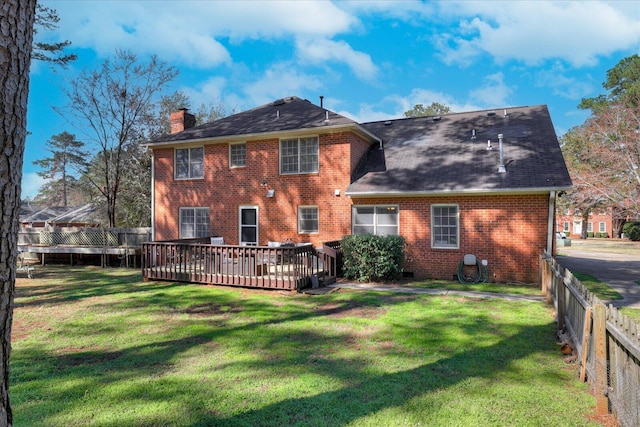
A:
[239,206,258,245]
[573,220,582,236]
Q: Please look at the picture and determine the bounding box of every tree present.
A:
[57,50,178,227]
[579,54,640,111]
[32,131,87,206]
[0,1,37,425]
[403,102,451,118]
[32,2,76,66]
[560,125,609,239]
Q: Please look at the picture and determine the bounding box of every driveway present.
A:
[556,247,640,308]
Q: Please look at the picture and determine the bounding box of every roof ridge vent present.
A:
[432,116,441,121]
[487,111,496,117]
[384,121,392,126]
[272,98,286,106]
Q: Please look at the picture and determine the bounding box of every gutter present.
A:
[346,186,572,198]
[150,151,155,241]
[141,123,382,150]
[546,191,556,255]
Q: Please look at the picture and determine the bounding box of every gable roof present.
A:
[146,96,379,146]
[348,105,572,196]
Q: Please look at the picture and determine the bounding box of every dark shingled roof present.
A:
[147,97,571,195]
[147,96,358,144]
[348,105,572,195]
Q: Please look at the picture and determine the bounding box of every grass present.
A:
[394,279,542,296]
[571,272,623,301]
[12,266,600,426]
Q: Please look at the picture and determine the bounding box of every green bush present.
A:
[596,232,609,238]
[623,221,640,241]
[341,234,406,282]
[587,232,594,238]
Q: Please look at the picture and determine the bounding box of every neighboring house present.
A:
[556,207,616,238]
[19,203,99,228]
[145,97,571,283]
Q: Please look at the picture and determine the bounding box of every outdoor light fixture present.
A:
[266,189,275,197]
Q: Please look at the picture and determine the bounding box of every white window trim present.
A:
[229,142,247,168]
[239,205,259,245]
[351,205,400,236]
[279,136,319,175]
[298,206,319,234]
[179,207,210,239]
[175,146,204,179]
[431,204,459,249]
[599,222,606,232]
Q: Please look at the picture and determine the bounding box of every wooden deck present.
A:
[141,239,340,291]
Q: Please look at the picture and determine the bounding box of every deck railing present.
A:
[142,239,336,291]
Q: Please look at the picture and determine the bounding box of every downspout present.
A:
[546,191,556,256]
[150,151,155,241]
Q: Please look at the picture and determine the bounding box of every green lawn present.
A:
[12,267,599,426]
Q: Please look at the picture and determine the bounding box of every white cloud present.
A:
[21,173,46,200]
[468,72,513,107]
[43,0,357,69]
[241,62,324,107]
[296,37,379,81]
[434,1,640,67]
[534,64,595,100]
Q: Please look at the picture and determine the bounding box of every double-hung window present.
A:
[298,206,319,234]
[280,137,318,174]
[179,207,209,238]
[175,147,204,179]
[598,222,606,233]
[431,204,459,248]
[230,143,246,168]
[352,206,399,236]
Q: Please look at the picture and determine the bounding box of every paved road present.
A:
[555,250,640,308]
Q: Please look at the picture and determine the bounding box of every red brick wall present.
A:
[352,194,550,283]
[556,208,613,237]
[153,132,364,245]
[153,134,550,284]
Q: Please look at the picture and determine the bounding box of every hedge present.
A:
[341,234,406,282]
[623,221,640,241]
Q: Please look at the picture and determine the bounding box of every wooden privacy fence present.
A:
[540,253,640,426]
[142,238,338,291]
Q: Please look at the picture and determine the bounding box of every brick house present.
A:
[556,208,615,238]
[145,96,571,283]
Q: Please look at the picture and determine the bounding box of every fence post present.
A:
[556,272,565,331]
[580,306,592,382]
[593,302,608,416]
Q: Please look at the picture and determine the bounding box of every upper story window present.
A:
[280,137,318,174]
[230,143,246,168]
[175,147,204,179]
[431,204,459,249]
[352,205,399,236]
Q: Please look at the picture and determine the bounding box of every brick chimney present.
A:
[170,108,196,134]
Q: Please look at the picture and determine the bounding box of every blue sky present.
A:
[24,0,640,199]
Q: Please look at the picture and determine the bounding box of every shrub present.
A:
[341,234,406,282]
[596,232,609,238]
[623,221,640,241]
[587,232,594,238]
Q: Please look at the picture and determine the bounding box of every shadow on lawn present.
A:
[12,278,560,426]
[204,324,553,427]
[14,266,181,308]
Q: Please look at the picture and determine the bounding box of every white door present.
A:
[239,206,258,245]
[573,220,582,236]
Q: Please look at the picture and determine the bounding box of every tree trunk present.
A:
[0,1,37,425]
[581,208,590,239]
